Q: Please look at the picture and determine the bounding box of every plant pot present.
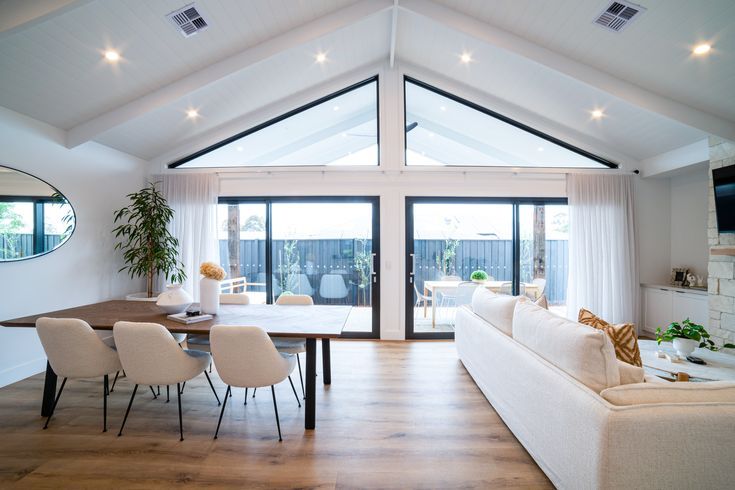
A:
[125,292,159,302]
[472,279,486,283]
[156,284,193,314]
[673,337,698,357]
[200,277,220,315]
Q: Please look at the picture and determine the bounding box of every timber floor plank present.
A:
[0,340,551,489]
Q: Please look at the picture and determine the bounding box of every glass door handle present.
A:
[371,253,377,283]
[408,253,415,283]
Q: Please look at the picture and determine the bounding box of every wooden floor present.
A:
[0,341,551,489]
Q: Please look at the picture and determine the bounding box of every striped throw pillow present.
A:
[578,308,642,367]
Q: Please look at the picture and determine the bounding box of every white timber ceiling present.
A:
[0,0,732,164]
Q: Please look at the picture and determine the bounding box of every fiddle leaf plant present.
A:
[656,319,735,351]
[112,182,186,298]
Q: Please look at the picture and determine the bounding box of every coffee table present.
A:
[638,340,735,382]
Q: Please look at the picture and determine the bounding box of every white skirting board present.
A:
[0,357,46,388]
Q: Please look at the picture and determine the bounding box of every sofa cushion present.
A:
[617,359,645,385]
[601,381,735,405]
[578,308,642,367]
[513,301,620,393]
[471,287,524,336]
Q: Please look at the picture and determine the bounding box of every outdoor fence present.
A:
[0,234,62,260]
[219,238,568,305]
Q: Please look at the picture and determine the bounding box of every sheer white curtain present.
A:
[566,174,638,324]
[161,174,219,301]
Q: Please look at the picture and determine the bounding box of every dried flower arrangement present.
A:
[200,261,226,281]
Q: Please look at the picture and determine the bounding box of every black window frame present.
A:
[0,194,72,260]
[169,76,381,169]
[217,196,381,339]
[402,76,618,170]
[405,196,568,340]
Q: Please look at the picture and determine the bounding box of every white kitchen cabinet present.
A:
[642,285,708,334]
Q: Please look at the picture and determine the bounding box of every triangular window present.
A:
[404,77,616,169]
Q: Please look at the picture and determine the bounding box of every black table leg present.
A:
[305,338,317,430]
[321,338,331,385]
[41,361,57,417]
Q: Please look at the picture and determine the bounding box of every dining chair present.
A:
[35,317,122,432]
[319,274,348,302]
[413,282,432,318]
[499,282,525,296]
[532,277,547,299]
[288,273,314,296]
[451,282,479,326]
[113,321,216,441]
[211,325,301,441]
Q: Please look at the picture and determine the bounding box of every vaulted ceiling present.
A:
[0,0,733,164]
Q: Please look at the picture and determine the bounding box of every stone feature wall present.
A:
[708,136,735,347]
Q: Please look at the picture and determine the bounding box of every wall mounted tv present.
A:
[713,164,735,233]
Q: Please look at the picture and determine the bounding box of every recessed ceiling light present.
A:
[591,109,604,120]
[440,106,447,111]
[460,52,472,64]
[315,52,327,64]
[104,50,120,62]
[186,109,199,119]
[333,105,340,111]
[236,146,243,152]
[693,43,711,56]
[537,147,544,152]
[341,133,347,138]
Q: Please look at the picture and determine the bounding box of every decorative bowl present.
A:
[156,284,193,314]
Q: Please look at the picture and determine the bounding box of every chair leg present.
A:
[203,370,221,406]
[214,386,231,439]
[252,387,257,398]
[177,382,184,441]
[103,374,109,432]
[157,385,161,396]
[44,377,67,429]
[296,354,305,399]
[179,381,186,394]
[288,375,301,408]
[166,385,170,403]
[118,384,138,436]
[270,385,282,442]
[149,386,158,399]
[110,371,120,392]
[244,387,248,405]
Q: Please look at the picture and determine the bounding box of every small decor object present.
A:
[685,273,696,288]
[470,270,489,283]
[167,312,213,324]
[200,261,226,315]
[670,267,688,287]
[656,319,735,357]
[156,284,193,314]
[113,182,186,298]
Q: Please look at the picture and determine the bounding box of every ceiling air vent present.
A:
[593,1,646,32]
[166,3,209,38]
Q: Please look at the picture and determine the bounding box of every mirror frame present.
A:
[0,164,76,262]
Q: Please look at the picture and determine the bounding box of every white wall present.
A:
[0,107,146,387]
[670,164,709,278]
[634,176,672,285]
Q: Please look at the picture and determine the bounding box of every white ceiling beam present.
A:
[151,62,385,169]
[389,0,399,67]
[66,0,393,149]
[399,0,735,141]
[641,139,709,178]
[0,0,92,39]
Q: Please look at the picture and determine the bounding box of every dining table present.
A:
[423,280,539,328]
[1,300,352,430]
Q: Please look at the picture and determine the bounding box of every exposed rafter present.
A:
[389,0,399,67]
[65,0,393,149]
[0,0,92,39]
[399,0,735,141]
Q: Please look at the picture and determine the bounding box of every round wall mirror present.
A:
[0,166,76,261]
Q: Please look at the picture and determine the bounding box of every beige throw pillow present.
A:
[578,308,642,367]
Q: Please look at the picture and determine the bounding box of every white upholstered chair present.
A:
[113,321,216,441]
[210,325,300,441]
[319,274,348,301]
[531,277,547,299]
[187,293,250,355]
[35,317,122,432]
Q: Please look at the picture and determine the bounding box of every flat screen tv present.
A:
[713,164,735,233]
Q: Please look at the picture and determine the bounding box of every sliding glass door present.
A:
[218,197,380,338]
[405,197,567,339]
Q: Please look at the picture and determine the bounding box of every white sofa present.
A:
[455,293,735,490]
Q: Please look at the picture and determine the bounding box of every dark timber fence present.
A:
[0,234,62,260]
[219,238,568,305]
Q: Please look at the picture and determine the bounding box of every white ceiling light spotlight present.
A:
[315,52,328,64]
[186,108,200,120]
[333,105,340,111]
[692,43,712,56]
[590,109,605,120]
[103,50,120,62]
[440,105,447,112]
[460,52,473,64]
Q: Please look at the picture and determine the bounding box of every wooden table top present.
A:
[1,300,351,338]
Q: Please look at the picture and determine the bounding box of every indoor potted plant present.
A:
[656,319,735,357]
[470,270,489,283]
[113,182,186,299]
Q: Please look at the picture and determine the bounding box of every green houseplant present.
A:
[113,182,186,298]
[470,270,489,282]
[656,319,735,357]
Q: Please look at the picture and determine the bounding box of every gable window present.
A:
[169,77,379,169]
[403,77,616,169]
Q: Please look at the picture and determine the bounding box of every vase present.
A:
[200,277,220,315]
[156,284,193,314]
[673,338,698,357]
